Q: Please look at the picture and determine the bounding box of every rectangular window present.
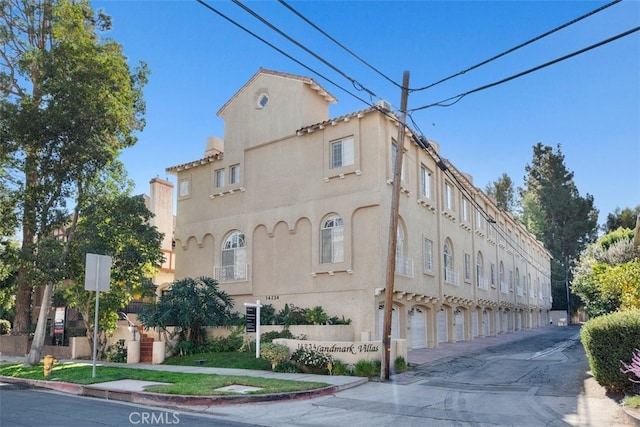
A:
[423,238,433,273]
[476,209,484,230]
[215,169,225,188]
[490,263,496,285]
[331,137,354,169]
[420,165,432,199]
[444,182,454,210]
[462,197,470,222]
[230,164,240,184]
[391,141,406,181]
[178,178,190,198]
[464,253,471,281]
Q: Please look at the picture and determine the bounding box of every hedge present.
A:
[581,309,640,392]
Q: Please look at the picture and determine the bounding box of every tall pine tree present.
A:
[520,143,599,315]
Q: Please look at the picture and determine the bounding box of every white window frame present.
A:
[230,164,240,185]
[464,253,471,281]
[330,137,354,169]
[423,238,433,273]
[462,197,470,222]
[321,215,344,264]
[220,231,247,281]
[444,182,454,211]
[391,141,406,181]
[215,168,225,188]
[420,165,432,199]
[178,177,190,198]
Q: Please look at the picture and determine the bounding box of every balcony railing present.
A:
[500,281,509,294]
[395,255,414,278]
[445,268,460,286]
[214,264,249,282]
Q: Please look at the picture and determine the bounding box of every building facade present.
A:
[167,69,552,350]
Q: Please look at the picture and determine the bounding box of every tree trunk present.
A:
[13,267,33,335]
[25,282,53,366]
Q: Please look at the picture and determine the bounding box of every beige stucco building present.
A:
[167,69,552,350]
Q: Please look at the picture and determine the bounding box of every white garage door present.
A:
[455,310,465,342]
[410,308,427,349]
[471,310,479,338]
[378,304,399,340]
[437,310,447,343]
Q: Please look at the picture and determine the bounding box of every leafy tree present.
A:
[572,229,640,317]
[520,143,599,314]
[485,173,515,213]
[604,206,640,234]
[0,0,148,337]
[138,277,235,350]
[62,192,164,358]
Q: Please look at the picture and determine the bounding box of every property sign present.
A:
[246,306,257,333]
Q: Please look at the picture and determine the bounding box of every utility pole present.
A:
[381,71,410,381]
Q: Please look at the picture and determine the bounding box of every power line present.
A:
[231,0,382,101]
[195,0,376,109]
[277,0,402,89]
[410,0,623,92]
[410,26,640,112]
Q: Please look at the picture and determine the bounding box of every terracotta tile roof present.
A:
[166,152,222,174]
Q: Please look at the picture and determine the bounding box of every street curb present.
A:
[0,374,368,407]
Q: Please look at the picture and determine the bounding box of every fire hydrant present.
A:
[43,355,56,377]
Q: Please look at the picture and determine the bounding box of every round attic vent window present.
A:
[257,93,269,109]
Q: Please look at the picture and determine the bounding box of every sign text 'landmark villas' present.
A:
[167,69,552,352]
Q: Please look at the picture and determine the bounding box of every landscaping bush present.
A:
[354,359,380,377]
[206,327,244,352]
[0,319,11,335]
[273,360,301,373]
[104,339,127,363]
[394,356,408,373]
[260,343,290,370]
[581,308,640,392]
[304,306,328,325]
[330,359,352,376]
[261,329,294,343]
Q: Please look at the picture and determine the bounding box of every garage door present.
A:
[378,304,399,340]
[437,310,447,343]
[455,310,464,342]
[471,310,479,338]
[410,307,427,349]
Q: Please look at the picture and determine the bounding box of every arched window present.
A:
[444,240,453,282]
[221,231,247,281]
[321,215,344,264]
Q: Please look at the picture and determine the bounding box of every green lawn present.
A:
[163,351,271,370]
[0,359,329,396]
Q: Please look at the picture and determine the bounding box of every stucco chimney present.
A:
[149,177,174,252]
[205,136,224,157]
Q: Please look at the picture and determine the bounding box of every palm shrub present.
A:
[394,356,408,373]
[260,343,290,370]
[581,308,640,392]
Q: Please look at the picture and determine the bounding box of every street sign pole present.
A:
[85,253,112,378]
[92,266,100,378]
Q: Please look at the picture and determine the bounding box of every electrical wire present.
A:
[410,26,640,112]
[277,0,402,89]
[231,0,382,101]
[410,0,622,92]
[195,0,377,110]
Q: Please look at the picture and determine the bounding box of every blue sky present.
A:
[93,0,639,226]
